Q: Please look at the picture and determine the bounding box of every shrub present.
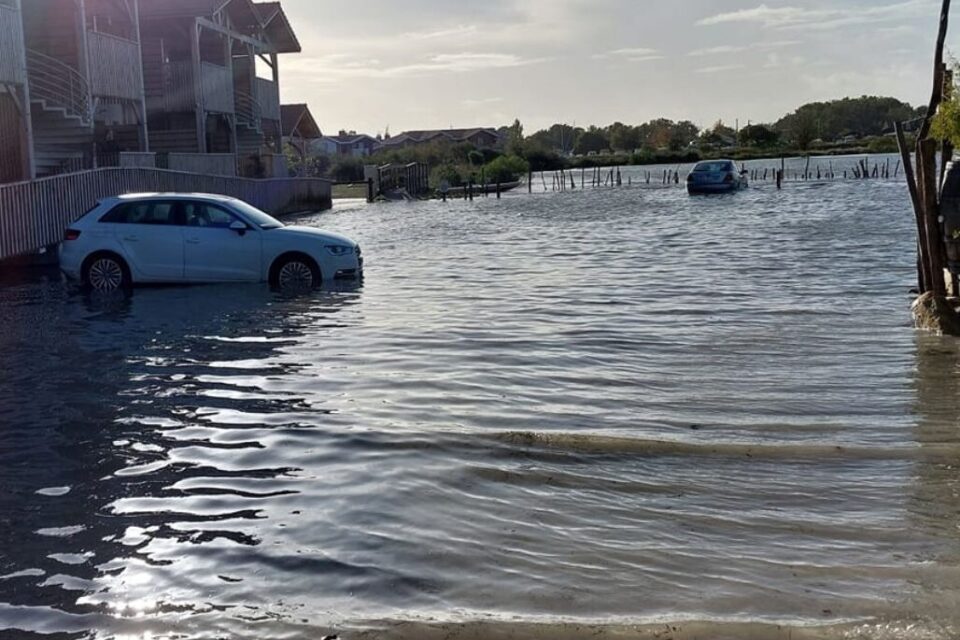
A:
[483,155,530,183]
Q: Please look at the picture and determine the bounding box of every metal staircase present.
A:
[26,48,94,177]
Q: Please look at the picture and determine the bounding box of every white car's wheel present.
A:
[272,255,320,291]
[84,254,130,292]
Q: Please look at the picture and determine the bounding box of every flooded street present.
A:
[1,168,960,639]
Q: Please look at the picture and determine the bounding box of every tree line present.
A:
[512,95,924,159]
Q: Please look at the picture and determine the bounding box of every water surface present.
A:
[1,165,959,639]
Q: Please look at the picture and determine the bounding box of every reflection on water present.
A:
[1,173,959,639]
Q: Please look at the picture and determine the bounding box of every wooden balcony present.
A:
[0,3,25,85]
[200,62,234,114]
[254,77,280,121]
[87,31,142,101]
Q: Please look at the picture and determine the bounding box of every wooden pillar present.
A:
[919,138,948,296]
[190,18,207,153]
[224,33,237,154]
[131,0,149,151]
[14,0,35,179]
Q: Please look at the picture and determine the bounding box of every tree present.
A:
[573,128,610,155]
[505,119,525,156]
[705,120,737,144]
[738,124,780,148]
[608,122,640,152]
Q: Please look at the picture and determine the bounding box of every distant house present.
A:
[380,128,502,151]
[281,103,322,159]
[318,132,380,158]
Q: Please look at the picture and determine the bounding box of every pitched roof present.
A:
[325,134,378,145]
[281,104,321,138]
[381,128,500,146]
[254,2,301,53]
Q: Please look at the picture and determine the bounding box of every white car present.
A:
[59,193,362,291]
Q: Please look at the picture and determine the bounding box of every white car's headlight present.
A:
[325,245,354,256]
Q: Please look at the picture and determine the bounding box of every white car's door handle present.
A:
[185,238,201,244]
[122,235,139,242]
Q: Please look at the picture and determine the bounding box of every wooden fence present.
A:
[87,31,143,101]
[200,62,234,114]
[0,167,332,260]
[167,152,236,176]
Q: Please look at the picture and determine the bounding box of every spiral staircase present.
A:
[26,48,94,177]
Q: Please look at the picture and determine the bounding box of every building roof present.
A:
[325,134,379,145]
[254,2,301,53]
[281,104,321,138]
[381,127,500,146]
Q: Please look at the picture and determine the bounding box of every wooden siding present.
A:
[163,61,196,112]
[255,77,280,121]
[167,152,235,176]
[87,31,143,101]
[0,92,26,183]
[0,167,333,259]
[148,128,199,153]
[0,4,24,85]
[200,62,234,114]
[118,152,156,168]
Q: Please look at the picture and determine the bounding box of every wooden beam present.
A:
[919,0,951,141]
[196,16,276,53]
[919,138,948,296]
[190,18,207,153]
[897,120,930,293]
[132,0,149,152]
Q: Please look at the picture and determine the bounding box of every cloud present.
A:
[462,97,505,107]
[695,64,747,74]
[401,25,479,40]
[697,1,934,30]
[688,40,800,57]
[285,52,549,82]
[594,47,664,62]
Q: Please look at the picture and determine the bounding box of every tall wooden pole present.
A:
[918,0,952,142]
[896,121,930,293]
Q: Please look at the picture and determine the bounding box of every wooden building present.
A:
[138,0,300,176]
[0,0,306,184]
[0,0,148,182]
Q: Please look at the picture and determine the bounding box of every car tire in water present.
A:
[271,254,320,291]
[82,253,131,292]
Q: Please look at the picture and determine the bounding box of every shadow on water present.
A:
[0,277,363,639]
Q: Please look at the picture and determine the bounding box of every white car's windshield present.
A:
[231,200,285,230]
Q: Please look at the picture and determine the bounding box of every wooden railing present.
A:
[160,61,195,112]
[200,62,234,114]
[0,4,25,85]
[26,49,91,123]
[0,168,333,259]
[235,90,262,128]
[167,153,236,176]
[254,77,280,121]
[87,31,143,101]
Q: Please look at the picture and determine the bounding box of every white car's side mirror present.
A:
[230,221,248,236]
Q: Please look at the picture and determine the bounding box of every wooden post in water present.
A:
[897,120,932,293]
[528,171,533,193]
[776,169,782,189]
[496,180,501,199]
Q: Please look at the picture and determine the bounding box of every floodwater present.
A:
[1,158,960,639]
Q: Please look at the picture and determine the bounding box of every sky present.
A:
[275,0,954,136]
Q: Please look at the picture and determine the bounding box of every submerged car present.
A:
[60,193,362,291]
[686,160,748,194]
